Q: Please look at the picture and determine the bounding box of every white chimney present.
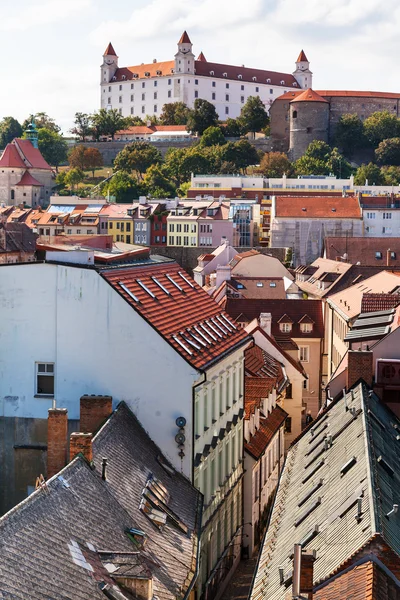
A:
[259,313,272,337]
[215,265,231,288]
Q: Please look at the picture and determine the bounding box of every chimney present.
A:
[70,432,93,463]
[346,350,373,390]
[47,407,68,478]
[387,248,392,267]
[80,395,112,434]
[260,312,272,337]
[293,544,316,600]
[215,265,231,288]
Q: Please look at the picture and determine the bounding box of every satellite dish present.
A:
[176,416,187,428]
[175,432,186,445]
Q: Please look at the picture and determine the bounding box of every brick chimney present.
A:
[387,248,392,267]
[293,545,316,600]
[70,432,93,463]
[80,395,112,434]
[47,407,68,478]
[346,350,373,390]
[259,312,272,337]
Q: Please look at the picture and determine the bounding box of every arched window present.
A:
[293,110,297,118]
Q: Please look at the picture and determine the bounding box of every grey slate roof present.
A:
[250,383,400,600]
[0,402,202,600]
[0,222,37,253]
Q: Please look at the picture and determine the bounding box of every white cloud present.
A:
[0,0,93,31]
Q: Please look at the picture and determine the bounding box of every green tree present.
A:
[91,108,126,140]
[23,112,60,133]
[102,171,141,203]
[221,139,259,172]
[70,113,92,141]
[239,96,269,136]
[353,162,386,185]
[333,113,365,157]
[113,141,162,179]
[143,164,176,198]
[224,118,242,138]
[259,152,292,177]
[186,98,219,135]
[381,165,400,185]
[326,147,353,178]
[160,102,190,125]
[304,140,332,161]
[37,129,68,171]
[144,114,160,126]
[294,156,329,176]
[123,116,145,126]
[363,111,400,148]
[177,181,191,197]
[0,116,22,148]
[199,126,226,147]
[375,138,400,166]
[65,167,85,192]
[164,147,211,186]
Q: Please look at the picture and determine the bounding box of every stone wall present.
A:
[79,140,195,164]
[150,245,289,272]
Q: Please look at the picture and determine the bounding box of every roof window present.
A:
[119,282,140,303]
[144,71,150,77]
[266,78,271,83]
[294,497,321,527]
[256,282,263,287]
[151,276,170,296]
[252,76,257,82]
[302,460,324,484]
[340,456,357,477]
[178,271,195,288]
[376,251,382,259]
[299,525,319,548]
[298,479,323,507]
[280,80,285,85]
[223,72,227,77]
[165,273,184,292]
[210,70,214,75]
[136,279,156,300]
[238,74,242,79]
[377,455,394,477]
[270,282,276,287]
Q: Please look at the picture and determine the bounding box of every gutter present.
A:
[183,491,204,600]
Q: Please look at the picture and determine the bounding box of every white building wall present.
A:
[0,263,198,476]
[363,208,400,237]
[101,72,296,120]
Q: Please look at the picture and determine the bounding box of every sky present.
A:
[2,0,400,134]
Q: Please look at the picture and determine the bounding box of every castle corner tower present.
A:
[174,31,195,75]
[293,50,312,89]
[101,42,118,84]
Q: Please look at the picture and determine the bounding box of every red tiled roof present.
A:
[197,51,207,62]
[104,42,117,56]
[113,61,175,82]
[314,560,400,600]
[101,262,249,370]
[245,377,276,419]
[245,345,284,381]
[361,293,400,313]
[318,90,400,99]
[325,237,400,267]
[16,171,43,187]
[178,31,192,44]
[245,406,288,459]
[14,139,52,170]
[0,144,26,168]
[291,88,328,103]
[247,324,306,376]
[226,299,324,339]
[193,60,298,88]
[275,195,362,219]
[116,126,155,135]
[296,50,308,62]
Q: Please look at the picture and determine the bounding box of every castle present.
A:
[100,32,311,120]
[270,88,400,159]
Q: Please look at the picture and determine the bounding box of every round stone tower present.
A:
[289,89,329,160]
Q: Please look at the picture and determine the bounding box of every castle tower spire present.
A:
[293,50,312,89]
[101,42,118,84]
[175,31,195,74]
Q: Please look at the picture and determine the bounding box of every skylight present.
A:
[165,274,184,292]
[178,271,195,288]
[151,276,170,295]
[340,456,357,477]
[221,313,236,330]
[118,282,140,303]
[302,460,324,484]
[172,335,193,355]
[136,279,156,300]
[298,479,323,507]
[294,497,321,527]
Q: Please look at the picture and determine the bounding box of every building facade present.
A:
[100,34,310,120]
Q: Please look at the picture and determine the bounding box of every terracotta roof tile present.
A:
[194,60,298,88]
[361,293,400,313]
[104,42,117,56]
[290,88,328,103]
[325,237,400,267]
[245,406,288,459]
[102,262,249,370]
[113,61,175,82]
[197,51,207,62]
[275,195,362,219]
[245,345,284,382]
[178,31,192,44]
[15,139,52,170]
[16,170,43,186]
[0,143,26,168]
[296,50,309,62]
[276,90,400,102]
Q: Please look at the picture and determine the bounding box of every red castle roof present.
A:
[296,50,308,62]
[16,171,43,187]
[104,42,117,56]
[197,51,207,62]
[0,144,26,168]
[178,31,192,44]
[291,89,328,103]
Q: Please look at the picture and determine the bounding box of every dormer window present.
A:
[122,75,126,80]
[293,82,298,86]
[156,70,162,75]
[112,76,117,81]
[280,322,292,333]
[252,76,257,82]
[266,78,271,83]
[210,70,214,76]
[300,323,313,333]
[144,71,150,77]
[223,72,227,77]
[280,80,285,85]
[238,74,242,79]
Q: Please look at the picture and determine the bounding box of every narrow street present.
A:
[221,558,258,600]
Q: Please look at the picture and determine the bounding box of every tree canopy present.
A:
[160,102,190,125]
[363,111,400,148]
[375,138,400,166]
[102,171,142,203]
[23,112,61,133]
[186,99,219,135]
[199,126,226,147]
[113,141,162,179]
[353,162,386,185]
[259,152,292,177]
[70,113,92,142]
[91,109,126,140]
[239,96,269,135]
[37,128,68,171]
[0,117,22,149]
[333,113,365,157]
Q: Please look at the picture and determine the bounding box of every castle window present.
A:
[306,127,313,133]
[168,90,172,98]
[142,93,145,100]
[154,92,157,99]
[226,94,229,101]
[154,105,158,112]
[212,92,216,100]
[226,83,229,89]
[119,84,122,90]
[195,90,198,98]
[108,97,111,104]
[142,82,145,88]
[131,94,134,101]
[293,110,297,118]
[131,83,134,89]
[168,78,171,84]
[241,85,244,91]
[225,107,229,115]
[131,107,134,114]
[108,86,111,92]
[195,79,198,85]
[142,106,145,113]
[256,87,259,92]
[212,81,216,87]
[241,96,245,103]
[119,96,122,103]
[270,89,273,94]
[154,81,157,87]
